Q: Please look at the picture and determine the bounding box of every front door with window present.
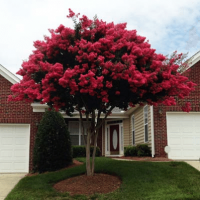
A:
[110,124,119,155]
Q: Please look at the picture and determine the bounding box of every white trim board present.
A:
[0,64,20,84]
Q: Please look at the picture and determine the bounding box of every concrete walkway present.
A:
[0,174,26,200]
[185,161,200,171]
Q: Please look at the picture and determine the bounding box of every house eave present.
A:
[62,113,129,118]
[31,102,131,118]
[0,64,20,84]
[187,50,200,68]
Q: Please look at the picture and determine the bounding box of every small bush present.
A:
[124,144,151,157]
[72,145,101,158]
[124,146,137,156]
[136,144,151,156]
[33,110,72,173]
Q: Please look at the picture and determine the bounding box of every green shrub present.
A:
[124,146,137,156]
[124,144,151,157]
[33,110,72,173]
[72,145,101,158]
[136,144,151,156]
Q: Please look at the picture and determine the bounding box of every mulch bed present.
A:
[53,173,121,196]
[113,156,173,162]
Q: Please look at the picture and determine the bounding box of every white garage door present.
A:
[167,113,200,160]
[0,124,30,173]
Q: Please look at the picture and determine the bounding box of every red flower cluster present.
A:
[9,9,196,113]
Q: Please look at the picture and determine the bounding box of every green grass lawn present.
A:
[6,157,200,200]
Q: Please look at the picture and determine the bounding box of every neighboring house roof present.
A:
[0,64,20,84]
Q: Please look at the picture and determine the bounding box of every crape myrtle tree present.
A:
[9,9,196,176]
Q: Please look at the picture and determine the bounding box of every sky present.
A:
[1,0,200,77]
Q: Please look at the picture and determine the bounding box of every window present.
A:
[144,106,148,142]
[68,121,79,145]
[132,115,135,145]
[68,120,90,145]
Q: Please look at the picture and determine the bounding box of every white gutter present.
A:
[150,106,155,157]
[31,102,130,118]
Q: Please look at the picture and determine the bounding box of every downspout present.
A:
[150,106,155,157]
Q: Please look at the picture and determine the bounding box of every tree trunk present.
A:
[86,130,92,176]
[91,131,98,175]
[80,106,114,176]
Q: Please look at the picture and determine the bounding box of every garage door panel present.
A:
[1,126,14,133]
[169,148,182,158]
[0,150,13,159]
[167,113,200,160]
[0,162,13,171]
[2,137,13,145]
[182,149,195,158]
[196,138,200,145]
[15,125,29,132]
[182,137,194,145]
[193,115,200,120]
[167,115,179,121]
[15,137,27,145]
[14,162,27,170]
[14,149,27,157]
[0,124,30,173]
[182,127,193,133]
[195,129,200,134]
[167,126,180,135]
[168,137,181,145]
[195,148,200,157]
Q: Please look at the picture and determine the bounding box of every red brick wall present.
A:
[153,61,200,157]
[0,75,43,171]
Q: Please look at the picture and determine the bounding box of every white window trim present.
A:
[144,105,148,143]
[120,124,124,155]
[131,115,135,145]
[105,126,110,154]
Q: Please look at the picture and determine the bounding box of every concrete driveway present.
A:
[185,161,200,171]
[0,174,26,200]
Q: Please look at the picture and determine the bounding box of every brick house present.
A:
[0,64,43,173]
[152,51,200,160]
[0,51,199,173]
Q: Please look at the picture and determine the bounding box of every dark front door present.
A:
[110,124,119,155]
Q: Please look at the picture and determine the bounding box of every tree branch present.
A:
[96,105,115,130]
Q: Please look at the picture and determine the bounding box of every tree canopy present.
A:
[9,9,195,114]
